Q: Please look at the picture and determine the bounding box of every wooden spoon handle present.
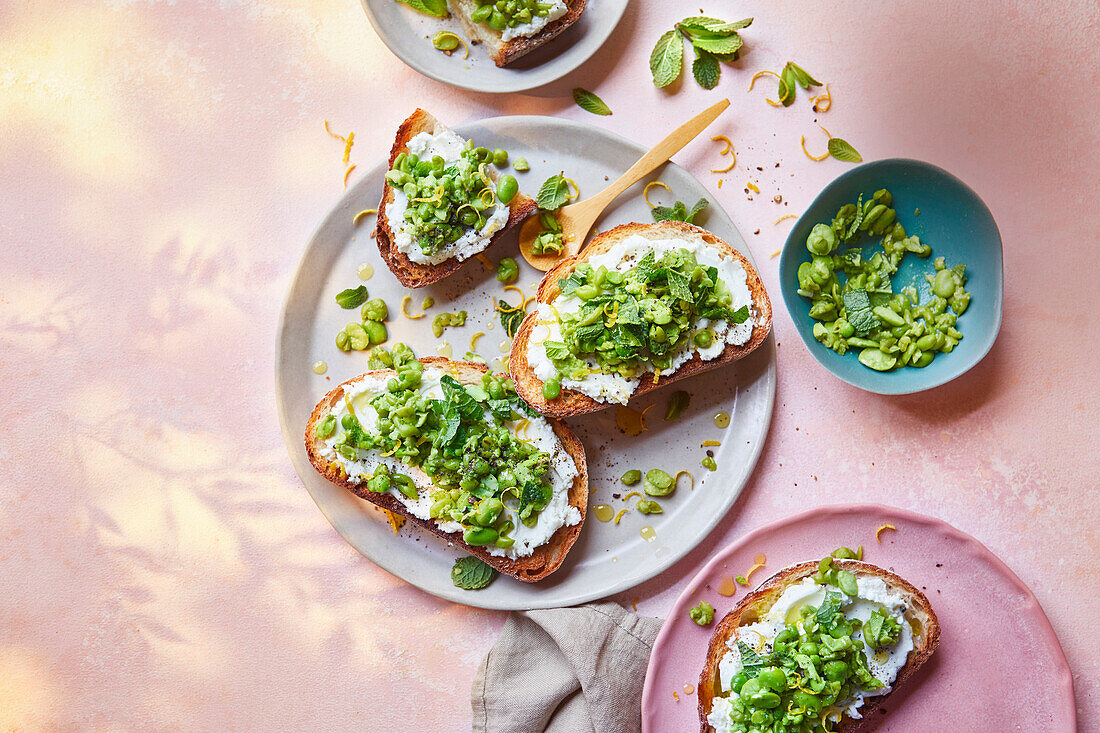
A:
[587,98,730,210]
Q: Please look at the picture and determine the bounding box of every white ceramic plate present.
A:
[360,0,628,93]
[276,115,776,610]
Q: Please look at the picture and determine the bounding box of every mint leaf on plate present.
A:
[451,556,495,590]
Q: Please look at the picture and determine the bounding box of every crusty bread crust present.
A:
[449,0,587,67]
[508,221,773,418]
[698,560,941,733]
[375,109,536,288]
[303,357,588,583]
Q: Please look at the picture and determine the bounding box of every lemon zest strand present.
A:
[342,131,355,164]
[563,177,580,199]
[353,208,377,225]
[613,508,629,524]
[323,120,346,142]
[801,134,830,161]
[876,523,897,543]
[774,214,798,225]
[342,164,356,188]
[400,295,426,320]
[470,331,485,351]
[475,253,494,270]
[623,491,643,501]
[711,151,736,174]
[747,181,760,194]
[675,470,695,491]
[643,181,672,208]
[711,134,734,155]
[502,285,527,313]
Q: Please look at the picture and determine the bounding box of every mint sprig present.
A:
[572,87,612,116]
[650,16,752,90]
[451,556,495,590]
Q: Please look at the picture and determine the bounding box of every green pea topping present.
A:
[797,188,971,372]
[701,456,717,471]
[491,148,509,167]
[688,601,714,626]
[643,469,674,496]
[431,31,460,51]
[620,469,642,485]
[496,257,519,284]
[432,310,468,338]
[513,157,530,172]
[335,330,351,352]
[345,322,369,350]
[636,500,662,515]
[360,298,389,322]
[495,174,518,205]
[323,348,561,543]
[539,247,749,384]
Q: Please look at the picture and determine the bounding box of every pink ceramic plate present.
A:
[642,504,1075,732]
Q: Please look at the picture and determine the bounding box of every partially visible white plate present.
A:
[360,0,628,93]
[276,115,776,610]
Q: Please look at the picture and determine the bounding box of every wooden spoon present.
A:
[519,98,730,271]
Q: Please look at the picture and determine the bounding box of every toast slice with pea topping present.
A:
[509,221,772,418]
[376,108,536,288]
[698,559,940,733]
[304,357,588,583]
[450,0,587,67]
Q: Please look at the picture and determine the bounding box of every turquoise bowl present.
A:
[779,159,1003,394]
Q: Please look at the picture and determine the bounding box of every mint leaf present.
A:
[788,61,821,89]
[828,137,863,163]
[572,87,612,116]
[843,290,879,336]
[679,16,752,34]
[397,0,448,18]
[451,556,495,590]
[737,639,766,677]
[779,64,798,106]
[650,29,684,88]
[335,285,369,309]
[728,304,749,323]
[536,173,570,211]
[498,299,525,338]
[667,268,692,302]
[692,49,720,89]
[543,340,571,360]
[690,33,743,56]
[686,198,709,224]
[815,590,843,624]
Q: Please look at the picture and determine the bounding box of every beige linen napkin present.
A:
[472,601,663,733]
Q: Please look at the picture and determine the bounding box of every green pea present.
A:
[345,323,369,350]
[361,298,389,322]
[747,690,780,709]
[643,469,674,496]
[335,330,351,351]
[496,257,518,284]
[496,174,518,205]
[542,376,561,400]
[836,569,859,596]
[873,305,906,327]
[473,498,504,526]
[431,31,459,51]
[932,268,956,298]
[513,157,530,172]
[830,546,859,560]
[366,471,390,494]
[912,350,935,367]
[858,347,897,371]
[491,148,508,166]
[463,526,498,546]
[636,500,662,515]
[756,667,786,693]
[824,660,849,681]
[365,320,388,345]
[620,469,641,485]
[473,146,492,163]
[575,284,599,301]
[693,330,713,348]
[470,4,493,22]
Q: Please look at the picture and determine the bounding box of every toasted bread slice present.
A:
[375,109,536,288]
[509,221,773,418]
[304,357,588,583]
[449,0,587,67]
[698,559,941,733]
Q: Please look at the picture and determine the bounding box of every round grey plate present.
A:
[360,0,628,93]
[276,115,776,610]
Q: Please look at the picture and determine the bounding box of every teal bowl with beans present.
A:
[779,159,1003,395]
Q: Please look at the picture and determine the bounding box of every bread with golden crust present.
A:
[449,0,587,67]
[375,108,536,288]
[698,559,941,732]
[304,357,588,582]
[509,221,772,418]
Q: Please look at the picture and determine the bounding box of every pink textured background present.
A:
[1,1,1097,730]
